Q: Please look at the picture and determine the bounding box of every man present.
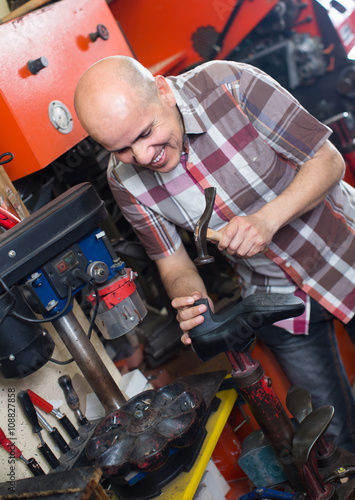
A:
[74,55,355,451]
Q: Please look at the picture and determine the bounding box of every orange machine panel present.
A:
[109,0,280,75]
[0,0,133,181]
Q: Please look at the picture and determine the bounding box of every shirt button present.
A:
[285,262,291,267]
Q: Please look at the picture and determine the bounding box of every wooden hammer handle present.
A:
[207,228,222,242]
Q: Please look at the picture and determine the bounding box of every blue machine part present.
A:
[24,229,124,315]
[238,429,288,488]
[239,487,296,500]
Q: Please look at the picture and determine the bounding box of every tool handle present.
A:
[38,442,60,469]
[58,374,80,411]
[27,389,53,413]
[50,428,70,454]
[206,228,222,242]
[0,427,22,458]
[26,457,46,476]
[58,415,79,439]
[17,391,42,435]
[78,415,89,426]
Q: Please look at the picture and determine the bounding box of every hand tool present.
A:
[27,388,84,444]
[193,187,222,266]
[17,390,60,470]
[0,427,45,476]
[34,409,78,461]
[58,374,92,429]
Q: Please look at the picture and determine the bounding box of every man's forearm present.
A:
[258,140,345,234]
[155,245,208,301]
[216,140,345,258]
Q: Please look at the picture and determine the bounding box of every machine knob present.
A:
[27,57,48,75]
[89,24,109,42]
[87,261,109,283]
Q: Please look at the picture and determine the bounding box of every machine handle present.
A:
[58,415,79,439]
[0,427,46,476]
[50,428,70,454]
[89,24,109,42]
[58,374,89,426]
[38,442,60,469]
[27,457,46,476]
[0,427,22,458]
[58,375,80,411]
[18,391,42,435]
[27,389,54,413]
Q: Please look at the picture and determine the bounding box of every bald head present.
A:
[74,56,158,145]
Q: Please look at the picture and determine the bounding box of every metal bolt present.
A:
[46,300,58,311]
[8,250,16,258]
[9,355,15,361]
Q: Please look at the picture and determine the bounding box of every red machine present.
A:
[1,1,355,496]
[0,0,133,181]
[109,0,355,185]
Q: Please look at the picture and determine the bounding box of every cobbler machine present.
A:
[2,180,355,499]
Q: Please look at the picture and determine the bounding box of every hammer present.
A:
[194,187,222,265]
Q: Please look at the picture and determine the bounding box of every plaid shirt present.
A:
[108,61,355,330]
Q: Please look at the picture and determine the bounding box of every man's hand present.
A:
[171,291,214,345]
[216,213,275,258]
[215,141,344,258]
[214,141,345,258]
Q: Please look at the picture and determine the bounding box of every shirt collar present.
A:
[167,78,208,135]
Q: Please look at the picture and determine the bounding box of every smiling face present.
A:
[104,77,185,173]
[74,57,185,174]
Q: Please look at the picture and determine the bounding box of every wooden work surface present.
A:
[0,466,110,499]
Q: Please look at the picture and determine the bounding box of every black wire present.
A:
[0,279,16,325]
[0,152,14,166]
[49,355,75,366]
[0,273,100,365]
[0,276,74,323]
[49,271,100,365]
[0,277,75,366]
[87,279,100,340]
[11,283,73,323]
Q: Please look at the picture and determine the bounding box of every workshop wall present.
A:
[0,1,10,17]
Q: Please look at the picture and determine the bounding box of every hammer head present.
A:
[194,187,216,266]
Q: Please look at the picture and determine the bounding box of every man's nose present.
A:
[132,143,153,165]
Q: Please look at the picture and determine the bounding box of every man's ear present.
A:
[155,75,176,107]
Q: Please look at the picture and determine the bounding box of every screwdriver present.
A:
[17,391,60,470]
[0,427,45,476]
[58,374,94,430]
[34,409,78,460]
[27,388,83,443]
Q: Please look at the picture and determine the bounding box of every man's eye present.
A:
[115,148,128,154]
[141,129,152,138]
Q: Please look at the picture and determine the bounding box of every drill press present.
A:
[0,182,147,413]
